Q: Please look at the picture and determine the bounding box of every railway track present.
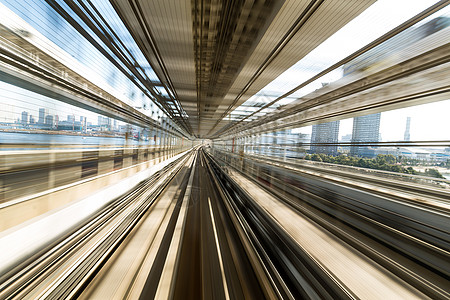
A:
[0,149,194,299]
[209,148,450,299]
[1,146,448,299]
[81,148,267,299]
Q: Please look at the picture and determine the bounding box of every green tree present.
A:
[385,154,396,164]
[311,154,322,162]
[390,165,403,173]
[406,167,417,175]
[424,168,445,179]
[301,153,445,179]
[357,158,367,168]
[375,155,386,166]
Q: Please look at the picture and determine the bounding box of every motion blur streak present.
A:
[0,0,449,299]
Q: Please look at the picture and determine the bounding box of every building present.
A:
[38,108,48,124]
[350,113,381,157]
[404,116,411,141]
[45,115,54,128]
[338,133,352,154]
[298,133,311,151]
[21,111,28,125]
[98,116,112,131]
[80,116,87,131]
[310,120,340,155]
[340,134,352,143]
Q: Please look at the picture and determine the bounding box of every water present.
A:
[0,132,152,149]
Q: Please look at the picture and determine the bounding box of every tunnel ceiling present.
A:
[110,0,375,138]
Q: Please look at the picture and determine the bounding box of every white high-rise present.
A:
[350,113,381,157]
[311,121,340,155]
[404,117,411,141]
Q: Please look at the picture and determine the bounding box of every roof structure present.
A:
[107,0,376,137]
[2,0,448,138]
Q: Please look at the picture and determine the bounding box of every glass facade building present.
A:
[310,121,340,156]
[350,113,381,157]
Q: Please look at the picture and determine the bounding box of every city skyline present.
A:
[0,80,162,129]
[294,99,450,143]
[18,108,89,125]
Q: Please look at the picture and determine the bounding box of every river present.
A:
[0,132,152,149]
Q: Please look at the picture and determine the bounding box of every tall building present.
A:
[21,111,28,125]
[98,116,112,131]
[38,108,48,124]
[404,117,411,141]
[98,116,105,128]
[80,116,87,131]
[310,120,340,155]
[350,113,381,157]
[106,117,112,130]
[45,115,54,128]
